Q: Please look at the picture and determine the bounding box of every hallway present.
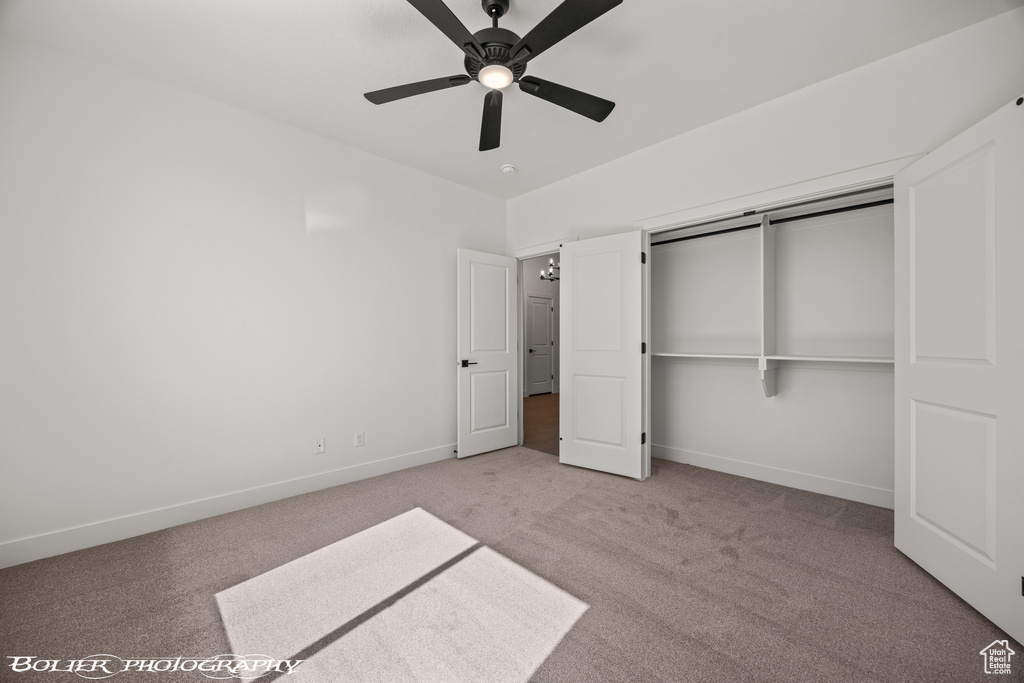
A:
[523,392,558,456]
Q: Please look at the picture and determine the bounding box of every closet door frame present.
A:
[635,158,918,235]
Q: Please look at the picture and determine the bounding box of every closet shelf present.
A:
[651,352,760,360]
[652,352,893,363]
[651,352,893,399]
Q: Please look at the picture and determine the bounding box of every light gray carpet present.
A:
[0,447,1020,682]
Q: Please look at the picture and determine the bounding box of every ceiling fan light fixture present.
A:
[478,64,514,90]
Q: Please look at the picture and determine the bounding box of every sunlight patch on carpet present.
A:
[215,508,477,662]
[215,508,588,682]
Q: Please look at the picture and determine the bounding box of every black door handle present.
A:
[460,360,478,367]
[528,349,534,353]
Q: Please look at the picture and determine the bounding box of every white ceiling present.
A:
[2,0,1021,199]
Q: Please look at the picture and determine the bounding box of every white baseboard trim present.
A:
[0,444,456,569]
[653,444,894,510]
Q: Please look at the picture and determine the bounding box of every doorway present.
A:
[521,252,560,456]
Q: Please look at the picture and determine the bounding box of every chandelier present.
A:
[539,258,559,282]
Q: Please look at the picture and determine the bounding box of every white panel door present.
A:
[894,94,1024,642]
[527,294,553,395]
[560,231,649,480]
[457,249,518,458]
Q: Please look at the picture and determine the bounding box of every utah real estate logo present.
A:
[979,640,1015,675]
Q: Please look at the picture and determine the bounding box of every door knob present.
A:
[529,349,534,353]
[460,360,478,367]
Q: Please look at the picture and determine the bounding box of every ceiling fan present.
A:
[364,0,621,151]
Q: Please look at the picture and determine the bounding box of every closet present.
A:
[649,187,896,508]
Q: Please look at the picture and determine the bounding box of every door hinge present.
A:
[641,251,647,264]
[641,342,647,354]
[641,432,646,445]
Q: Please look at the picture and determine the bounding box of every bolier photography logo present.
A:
[4,654,303,679]
[979,640,1015,675]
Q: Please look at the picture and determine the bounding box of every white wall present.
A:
[0,35,505,567]
[652,361,896,505]
[506,8,1024,252]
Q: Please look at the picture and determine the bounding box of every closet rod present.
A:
[651,195,894,247]
[769,198,894,225]
[652,222,760,246]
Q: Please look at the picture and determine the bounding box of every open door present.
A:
[894,94,1024,642]
[457,249,518,458]
[559,231,650,480]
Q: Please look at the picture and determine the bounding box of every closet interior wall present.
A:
[650,189,896,508]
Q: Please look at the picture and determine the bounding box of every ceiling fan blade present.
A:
[407,0,487,62]
[364,75,471,105]
[509,0,621,65]
[519,76,614,122]
[479,90,503,151]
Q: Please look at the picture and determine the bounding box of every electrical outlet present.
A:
[354,431,365,447]
[315,438,325,454]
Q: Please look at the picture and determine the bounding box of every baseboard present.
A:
[0,444,456,569]
[653,444,894,509]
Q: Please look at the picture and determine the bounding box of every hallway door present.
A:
[457,249,518,458]
[526,294,554,395]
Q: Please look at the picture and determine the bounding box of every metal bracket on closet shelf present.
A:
[759,357,778,398]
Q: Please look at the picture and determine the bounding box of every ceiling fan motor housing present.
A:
[465,27,525,82]
[481,0,510,19]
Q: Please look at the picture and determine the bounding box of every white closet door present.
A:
[559,231,649,480]
[457,249,518,458]
[894,95,1024,642]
